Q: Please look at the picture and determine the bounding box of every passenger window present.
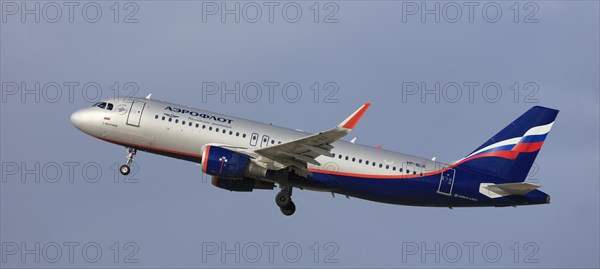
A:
[222,130,226,134]
[182,121,186,125]
[271,140,275,144]
[216,128,219,132]
[358,159,362,164]
[372,162,376,166]
[209,127,213,131]
[230,131,233,135]
[236,132,240,136]
[243,134,247,138]
[345,156,349,161]
[393,167,396,171]
[155,115,159,119]
[352,158,356,162]
[107,103,113,110]
[168,118,172,122]
[379,164,383,168]
[189,122,193,127]
[162,116,165,120]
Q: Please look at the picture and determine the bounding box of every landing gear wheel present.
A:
[280,202,296,216]
[120,164,131,176]
[120,147,136,176]
[275,191,292,208]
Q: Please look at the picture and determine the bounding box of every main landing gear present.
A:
[276,186,296,216]
[119,147,137,176]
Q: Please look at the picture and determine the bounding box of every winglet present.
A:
[338,103,371,130]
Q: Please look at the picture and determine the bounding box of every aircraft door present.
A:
[127,101,146,127]
[250,133,259,147]
[437,169,455,196]
[260,135,270,148]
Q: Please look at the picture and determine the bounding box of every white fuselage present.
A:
[71,97,442,181]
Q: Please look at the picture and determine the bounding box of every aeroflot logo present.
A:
[165,106,233,124]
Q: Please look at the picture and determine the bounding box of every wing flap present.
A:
[300,144,334,157]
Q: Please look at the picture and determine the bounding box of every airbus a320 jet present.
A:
[71,95,558,216]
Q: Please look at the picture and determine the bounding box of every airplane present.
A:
[70,95,559,216]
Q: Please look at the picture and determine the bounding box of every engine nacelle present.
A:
[212,177,274,192]
[201,145,267,179]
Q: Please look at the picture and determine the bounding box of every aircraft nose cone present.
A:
[70,110,85,128]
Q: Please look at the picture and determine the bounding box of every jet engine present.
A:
[201,145,267,179]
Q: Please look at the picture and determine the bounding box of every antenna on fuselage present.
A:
[350,137,357,144]
[145,93,152,100]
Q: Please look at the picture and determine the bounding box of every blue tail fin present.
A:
[457,106,559,182]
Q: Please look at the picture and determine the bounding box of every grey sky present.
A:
[1,1,599,268]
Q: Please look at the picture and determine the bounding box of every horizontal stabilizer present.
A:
[479,182,540,199]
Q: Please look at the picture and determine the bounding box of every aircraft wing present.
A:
[254,103,371,176]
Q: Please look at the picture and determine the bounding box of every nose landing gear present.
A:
[276,187,296,216]
[119,147,137,176]
[280,202,296,216]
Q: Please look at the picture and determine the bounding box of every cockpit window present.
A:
[93,102,114,110]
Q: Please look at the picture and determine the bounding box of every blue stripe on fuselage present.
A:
[305,168,549,207]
